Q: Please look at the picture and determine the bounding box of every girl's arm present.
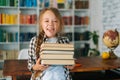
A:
[28,36,48,72]
[28,36,37,72]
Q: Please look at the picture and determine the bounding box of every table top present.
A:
[3,56,120,76]
[71,57,120,72]
[3,59,31,76]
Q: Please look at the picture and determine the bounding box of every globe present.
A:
[102,29,119,59]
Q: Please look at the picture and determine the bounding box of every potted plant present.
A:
[88,31,100,56]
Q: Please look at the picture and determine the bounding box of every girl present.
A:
[28,7,74,80]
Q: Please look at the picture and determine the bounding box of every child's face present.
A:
[41,10,60,38]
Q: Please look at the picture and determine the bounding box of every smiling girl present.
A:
[28,7,74,80]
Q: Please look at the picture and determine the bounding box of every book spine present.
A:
[0,13,1,24]
[5,14,9,24]
[31,14,37,24]
[10,14,14,24]
[19,0,24,7]
[41,47,74,51]
[20,33,25,42]
[44,0,50,8]
[9,33,13,42]
[14,0,18,7]
[33,14,36,24]
[26,15,30,24]
[52,0,57,8]
[65,0,72,9]
[0,30,16,42]
[2,30,7,42]
[40,54,74,59]
[6,50,18,59]
[15,32,18,42]
[4,13,6,24]
[40,50,74,55]
[20,14,23,24]
[39,0,44,8]
[2,0,6,6]
[15,14,18,24]
[6,0,10,6]
[41,43,74,48]
[41,59,74,65]
[0,50,6,59]
[57,0,65,9]
[0,0,2,6]
[10,0,14,6]
[26,0,32,7]
[32,0,37,7]
[12,33,16,42]
[2,13,6,24]
[22,14,26,24]
[30,15,33,24]
[0,29,2,42]
[84,16,89,25]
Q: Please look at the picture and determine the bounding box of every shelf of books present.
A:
[74,0,90,57]
[0,0,90,61]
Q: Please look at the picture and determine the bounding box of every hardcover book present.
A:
[41,43,74,51]
[41,43,74,48]
[40,50,74,54]
[40,43,75,65]
[41,47,74,51]
[41,59,75,65]
[40,53,74,60]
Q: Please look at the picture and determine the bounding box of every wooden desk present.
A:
[71,57,120,72]
[3,60,31,80]
[3,57,120,80]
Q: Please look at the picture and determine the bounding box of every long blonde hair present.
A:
[36,7,64,59]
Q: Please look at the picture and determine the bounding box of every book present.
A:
[0,14,1,24]
[44,0,50,7]
[40,54,74,60]
[2,13,5,24]
[41,59,75,65]
[41,47,74,51]
[0,50,6,60]
[10,0,14,6]
[57,0,65,3]
[41,43,74,48]
[41,43,74,50]
[41,43,74,51]
[40,43,74,65]
[6,50,18,59]
[32,0,37,7]
[40,50,74,55]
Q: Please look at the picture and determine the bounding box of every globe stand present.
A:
[109,49,117,59]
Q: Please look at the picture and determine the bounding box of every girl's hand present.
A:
[64,65,75,70]
[33,58,49,71]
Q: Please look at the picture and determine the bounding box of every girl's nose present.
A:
[48,21,53,26]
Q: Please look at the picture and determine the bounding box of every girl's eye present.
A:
[54,20,57,22]
[45,20,49,22]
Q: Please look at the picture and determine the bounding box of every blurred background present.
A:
[0,0,120,79]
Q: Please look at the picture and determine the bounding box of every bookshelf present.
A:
[0,0,90,59]
[74,0,90,57]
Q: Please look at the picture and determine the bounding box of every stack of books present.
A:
[40,43,75,65]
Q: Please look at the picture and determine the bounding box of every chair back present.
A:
[18,49,29,59]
